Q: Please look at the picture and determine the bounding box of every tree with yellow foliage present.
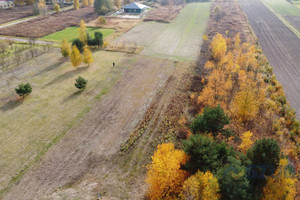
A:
[262,158,297,200]
[210,33,227,62]
[232,88,258,123]
[83,46,94,66]
[146,143,188,200]
[37,0,47,14]
[88,0,94,5]
[82,0,89,7]
[54,3,61,13]
[74,0,80,10]
[197,69,232,109]
[232,77,259,123]
[70,45,82,69]
[60,39,71,57]
[78,20,87,44]
[239,131,254,153]
[233,33,241,49]
[180,171,220,200]
[114,0,121,9]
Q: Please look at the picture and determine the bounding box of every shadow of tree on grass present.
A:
[34,57,68,77]
[61,90,83,104]
[43,66,89,88]
[0,98,24,112]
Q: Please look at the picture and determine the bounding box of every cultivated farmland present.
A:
[261,0,300,32]
[262,0,300,16]
[116,2,211,60]
[241,0,300,119]
[0,49,180,199]
[0,7,97,38]
[0,50,139,194]
[0,6,34,25]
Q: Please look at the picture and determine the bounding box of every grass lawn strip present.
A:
[41,27,115,42]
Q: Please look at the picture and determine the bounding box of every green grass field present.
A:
[116,2,211,60]
[41,27,115,42]
[262,0,300,16]
[292,0,300,9]
[0,50,136,194]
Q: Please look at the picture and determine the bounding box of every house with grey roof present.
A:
[122,2,149,14]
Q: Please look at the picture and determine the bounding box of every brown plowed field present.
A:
[241,0,300,119]
[0,6,34,25]
[0,7,97,38]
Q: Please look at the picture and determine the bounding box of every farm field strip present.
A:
[241,0,300,119]
[261,0,300,16]
[0,5,35,25]
[0,5,73,26]
[0,50,137,194]
[116,2,211,60]
[0,7,97,38]
[0,52,177,199]
[261,0,300,34]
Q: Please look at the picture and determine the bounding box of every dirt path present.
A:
[2,56,176,200]
[241,0,300,119]
[0,36,55,44]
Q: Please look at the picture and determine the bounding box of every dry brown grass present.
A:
[144,4,184,23]
[87,16,141,33]
[0,5,34,25]
[0,7,97,38]
[86,17,141,42]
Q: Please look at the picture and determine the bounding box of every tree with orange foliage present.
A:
[180,171,220,200]
[146,143,188,200]
[239,131,254,153]
[232,72,260,123]
[210,33,227,62]
[236,43,257,72]
[262,158,297,200]
[197,69,232,109]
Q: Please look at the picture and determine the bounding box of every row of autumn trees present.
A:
[60,20,97,69]
[145,33,299,199]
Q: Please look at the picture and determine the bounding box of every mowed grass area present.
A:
[41,26,115,42]
[262,0,300,16]
[292,0,300,9]
[116,2,211,60]
[0,50,137,194]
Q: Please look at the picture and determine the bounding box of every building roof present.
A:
[122,2,149,10]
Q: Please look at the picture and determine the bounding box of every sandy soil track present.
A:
[241,0,300,119]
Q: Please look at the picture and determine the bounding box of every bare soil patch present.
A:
[285,15,300,32]
[144,4,184,23]
[86,17,141,33]
[0,7,97,38]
